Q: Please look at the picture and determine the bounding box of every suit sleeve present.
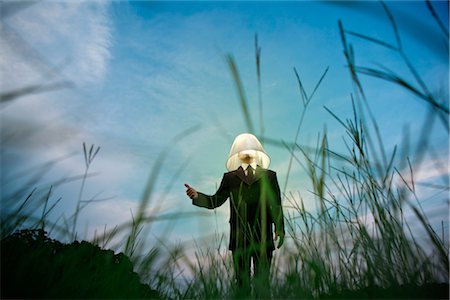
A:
[271,172,285,235]
[192,174,229,209]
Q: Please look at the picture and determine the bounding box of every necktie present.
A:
[246,166,254,182]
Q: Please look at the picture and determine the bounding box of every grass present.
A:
[1,1,449,299]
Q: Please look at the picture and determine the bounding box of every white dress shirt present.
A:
[241,162,257,176]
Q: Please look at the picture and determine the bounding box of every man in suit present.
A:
[185,133,285,297]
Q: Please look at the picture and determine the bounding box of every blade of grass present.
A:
[225,54,254,134]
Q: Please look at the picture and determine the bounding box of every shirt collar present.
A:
[241,162,257,171]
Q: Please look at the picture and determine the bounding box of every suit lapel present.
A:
[236,166,248,184]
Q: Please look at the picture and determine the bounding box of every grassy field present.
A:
[1,2,448,299]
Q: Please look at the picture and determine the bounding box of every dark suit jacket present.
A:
[193,166,285,251]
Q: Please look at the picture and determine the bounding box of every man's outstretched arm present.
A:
[185,175,229,209]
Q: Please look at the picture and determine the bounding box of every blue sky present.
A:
[1,1,448,252]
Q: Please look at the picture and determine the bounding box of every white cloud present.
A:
[412,156,449,183]
[1,2,116,185]
[0,2,127,234]
[1,1,113,161]
[1,1,112,88]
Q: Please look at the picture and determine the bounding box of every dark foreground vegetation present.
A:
[1,229,160,299]
[321,284,449,299]
[1,229,448,299]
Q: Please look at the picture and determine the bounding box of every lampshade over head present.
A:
[226,133,270,171]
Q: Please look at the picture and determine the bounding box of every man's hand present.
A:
[184,184,198,200]
[275,231,285,249]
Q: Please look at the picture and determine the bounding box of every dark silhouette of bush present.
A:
[1,229,161,299]
[319,283,449,299]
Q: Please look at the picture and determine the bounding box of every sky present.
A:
[1,0,448,257]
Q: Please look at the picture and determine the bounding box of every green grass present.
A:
[1,1,448,299]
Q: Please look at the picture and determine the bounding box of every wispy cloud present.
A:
[413,156,449,184]
[1,1,112,87]
[1,2,117,228]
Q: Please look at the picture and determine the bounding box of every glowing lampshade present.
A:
[226,133,270,171]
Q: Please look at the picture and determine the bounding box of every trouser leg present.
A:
[232,249,251,297]
[252,249,273,298]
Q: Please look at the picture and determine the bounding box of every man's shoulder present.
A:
[257,167,277,177]
[265,169,277,178]
[223,169,238,177]
[224,166,243,176]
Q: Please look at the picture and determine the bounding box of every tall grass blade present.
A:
[255,33,264,140]
[0,82,72,104]
[308,66,329,103]
[410,205,449,275]
[425,0,449,41]
[293,67,308,106]
[225,54,255,134]
[344,30,397,51]
[355,66,449,115]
